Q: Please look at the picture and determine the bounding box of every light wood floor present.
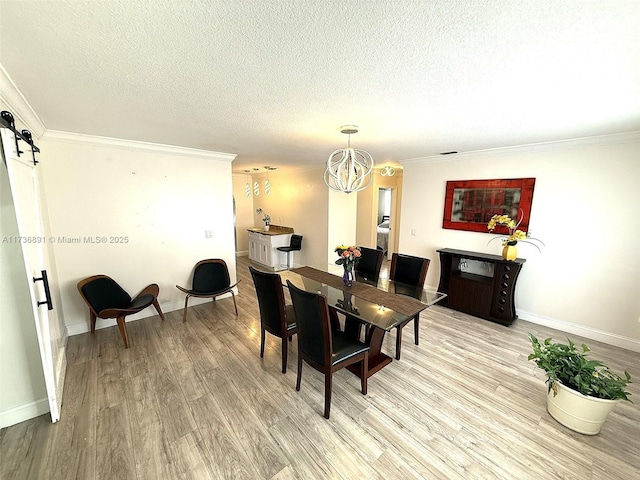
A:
[2,255,639,479]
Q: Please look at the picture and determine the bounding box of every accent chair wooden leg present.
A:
[231,291,238,315]
[90,311,97,334]
[182,295,190,323]
[260,328,266,358]
[116,315,129,348]
[413,314,419,345]
[153,300,166,321]
[324,373,332,419]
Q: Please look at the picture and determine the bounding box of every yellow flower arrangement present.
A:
[487,211,544,252]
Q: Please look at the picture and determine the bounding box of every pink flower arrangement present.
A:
[335,245,361,270]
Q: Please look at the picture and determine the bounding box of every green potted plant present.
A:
[528,334,632,435]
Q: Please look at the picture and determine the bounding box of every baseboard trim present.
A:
[0,398,50,429]
[66,293,236,336]
[518,309,640,353]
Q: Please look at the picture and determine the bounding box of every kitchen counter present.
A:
[247,225,294,236]
[247,226,294,270]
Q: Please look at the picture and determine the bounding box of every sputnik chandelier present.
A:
[324,125,374,194]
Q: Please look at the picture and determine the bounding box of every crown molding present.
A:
[42,130,237,162]
[401,131,640,166]
[1,64,235,161]
[0,64,47,137]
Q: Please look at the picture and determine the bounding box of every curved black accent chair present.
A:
[176,259,240,322]
[249,266,297,373]
[389,252,430,360]
[354,246,385,283]
[287,280,369,419]
[276,234,303,269]
[77,275,166,348]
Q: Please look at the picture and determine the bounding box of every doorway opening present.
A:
[376,188,393,256]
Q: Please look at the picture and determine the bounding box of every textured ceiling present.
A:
[1,0,639,172]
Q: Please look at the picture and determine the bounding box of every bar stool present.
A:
[277,235,303,269]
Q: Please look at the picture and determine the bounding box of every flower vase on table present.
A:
[487,210,544,261]
[342,265,355,287]
[335,245,361,288]
[502,242,517,261]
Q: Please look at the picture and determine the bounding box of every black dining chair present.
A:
[389,253,430,360]
[77,275,166,348]
[249,266,297,373]
[176,259,240,322]
[276,234,303,269]
[354,246,385,283]
[287,280,369,419]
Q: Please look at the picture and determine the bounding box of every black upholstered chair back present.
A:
[80,276,131,314]
[192,259,231,293]
[287,280,330,367]
[249,267,286,332]
[355,246,384,282]
[390,253,430,289]
[290,235,303,251]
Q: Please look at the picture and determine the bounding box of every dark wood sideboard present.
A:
[436,248,526,326]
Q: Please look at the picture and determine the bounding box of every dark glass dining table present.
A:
[278,266,446,379]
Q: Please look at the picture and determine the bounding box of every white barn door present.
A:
[1,128,66,422]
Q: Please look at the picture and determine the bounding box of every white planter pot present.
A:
[264,225,270,232]
[546,381,620,435]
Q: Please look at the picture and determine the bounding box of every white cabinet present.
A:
[248,232,261,262]
[248,231,292,270]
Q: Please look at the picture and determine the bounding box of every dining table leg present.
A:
[344,315,393,379]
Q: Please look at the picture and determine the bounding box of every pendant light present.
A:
[252,168,260,196]
[380,165,395,176]
[244,170,252,198]
[264,166,276,196]
[324,125,374,194]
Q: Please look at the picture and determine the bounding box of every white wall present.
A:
[234,166,331,269]
[39,132,237,335]
[328,188,357,266]
[399,134,640,350]
[232,173,254,255]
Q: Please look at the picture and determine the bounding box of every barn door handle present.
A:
[33,270,53,310]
